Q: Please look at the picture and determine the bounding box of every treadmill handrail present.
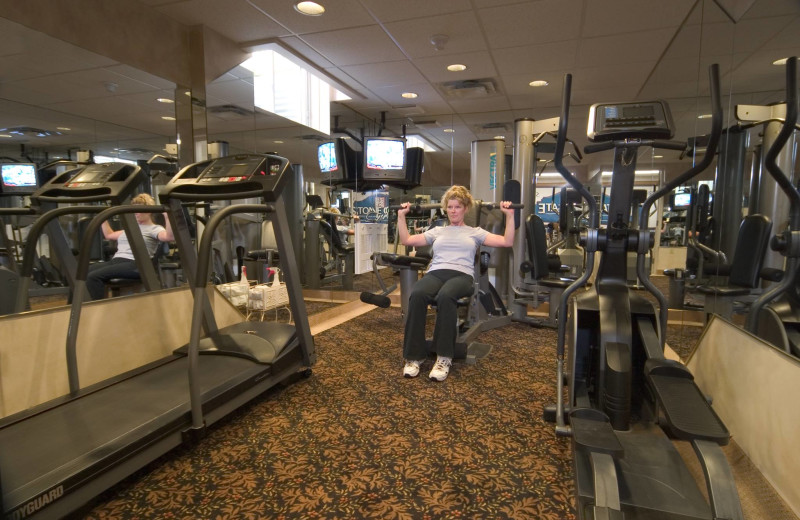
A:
[15,205,107,312]
[66,204,170,392]
[187,203,276,431]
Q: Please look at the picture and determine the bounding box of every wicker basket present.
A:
[248,269,289,311]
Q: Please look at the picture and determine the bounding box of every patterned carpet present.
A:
[79,306,575,519]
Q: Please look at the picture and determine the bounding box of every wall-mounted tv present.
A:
[0,163,38,195]
[318,141,338,174]
[319,138,359,183]
[362,136,406,181]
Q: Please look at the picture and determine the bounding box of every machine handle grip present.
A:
[651,140,686,151]
[583,142,616,154]
[389,203,441,212]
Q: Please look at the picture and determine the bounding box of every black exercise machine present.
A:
[544,64,744,519]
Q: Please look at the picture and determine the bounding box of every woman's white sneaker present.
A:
[403,359,422,378]
[429,356,452,381]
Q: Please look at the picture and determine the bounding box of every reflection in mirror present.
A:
[638,0,798,351]
[0,20,178,315]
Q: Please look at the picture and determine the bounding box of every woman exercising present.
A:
[86,193,174,299]
[397,185,515,381]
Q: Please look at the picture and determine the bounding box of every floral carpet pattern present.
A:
[80,306,576,519]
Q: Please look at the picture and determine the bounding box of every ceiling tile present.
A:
[412,52,498,83]
[340,61,426,89]
[582,0,695,38]
[493,40,579,76]
[362,0,472,22]
[302,26,407,66]
[249,0,374,35]
[577,29,675,68]
[479,0,583,49]
[384,11,486,59]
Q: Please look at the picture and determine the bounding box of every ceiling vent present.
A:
[297,134,327,142]
[208,104,253,120]
[438,78,498,99]
[392,104,425,117]
[482,122,511,131]
[409,119,440,129]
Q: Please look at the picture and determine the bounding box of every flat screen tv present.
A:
[362,136,406,181]
[673,191,691,208]
[0,163,38,195]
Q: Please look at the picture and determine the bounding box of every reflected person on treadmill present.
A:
[397,185,515,381]
[86,193,174,300]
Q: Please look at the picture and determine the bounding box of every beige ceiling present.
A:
[0,0,798,186]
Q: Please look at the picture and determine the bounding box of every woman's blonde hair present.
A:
[131,193,155,205]
[440,185,474,212]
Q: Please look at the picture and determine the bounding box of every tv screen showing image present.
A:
[363,137,406,180]
[673,192,691,208]
[0,163,38,195]
[318,142,338,173]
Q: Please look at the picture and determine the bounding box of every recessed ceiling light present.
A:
[274,140,284,144]
[157,98,174,103]
[447,64,467,72]
[401,92,418,99]
[443,128,455,133]
[697,114,712,119]
[162,116,176,121]
[529,80,549,87]
[773,58,789,65]
[653,155,663,158]
[294,1,325,15]
[493,135,505,140]
[57,127,71,131]
[0,134,12,138]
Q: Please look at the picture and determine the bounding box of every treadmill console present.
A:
[161,154,290,202]
[587,100,674,142]
[32,162,143,203]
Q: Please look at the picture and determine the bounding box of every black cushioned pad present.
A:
[175,322,298,364]
[376,253,429,268]
[569,408,623,457]
[646,372,729,444]
[696,285,752,296]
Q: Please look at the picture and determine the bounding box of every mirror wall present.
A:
[0,0,797,314]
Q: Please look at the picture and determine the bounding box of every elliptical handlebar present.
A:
[636,64,722,348]
[553,73,600,435]
[746,56,799,333]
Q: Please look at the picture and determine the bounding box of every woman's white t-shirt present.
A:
[422,225,489,277]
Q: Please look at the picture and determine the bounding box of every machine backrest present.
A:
[525,214,551,280]
[729,214,772,288]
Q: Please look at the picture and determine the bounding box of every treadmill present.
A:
[0,154,315,519]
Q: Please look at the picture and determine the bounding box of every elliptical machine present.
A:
[544,64,743,519]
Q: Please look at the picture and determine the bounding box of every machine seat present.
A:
[696,285,754,297]
[375,252,430,269]
[645,358,730,445]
